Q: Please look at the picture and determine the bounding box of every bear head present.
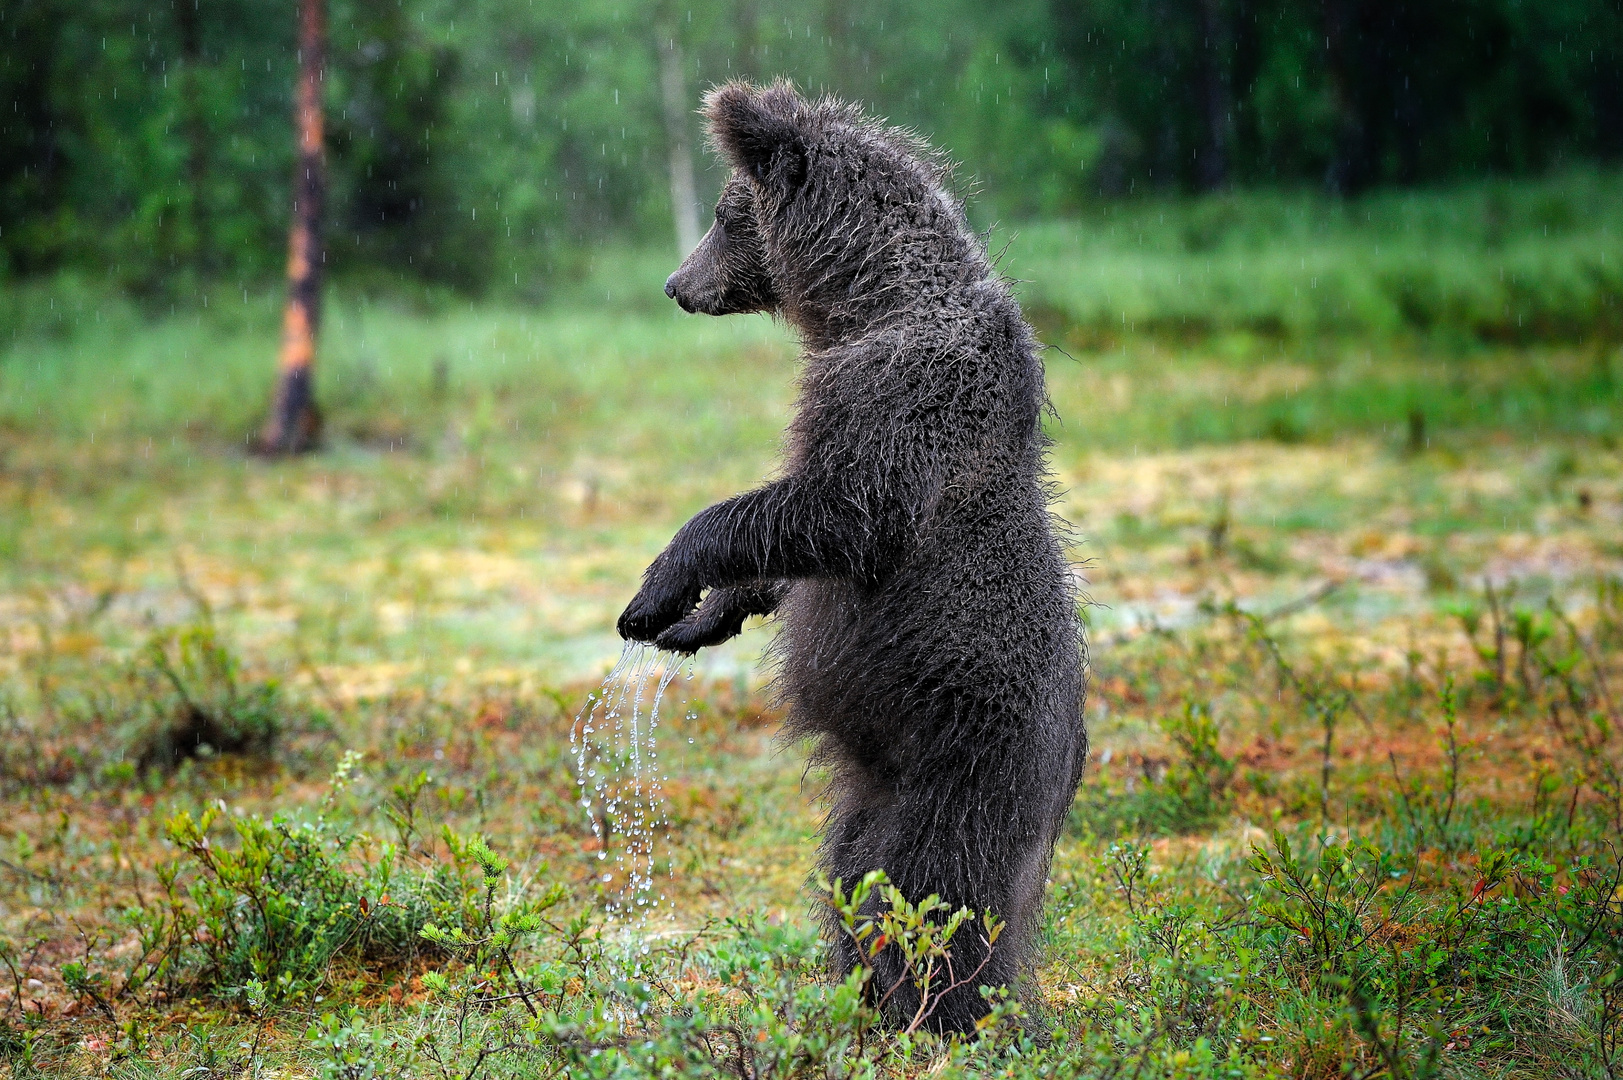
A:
[665,81,975,335]
[664,173,778,316]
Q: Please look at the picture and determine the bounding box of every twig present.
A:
[173,551,214,625]
[1264,578,1343,623]
[0,857,60,891]
[905,935,997,1035]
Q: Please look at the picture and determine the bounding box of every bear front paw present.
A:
[654,591,751,654]
[617,576,702,642]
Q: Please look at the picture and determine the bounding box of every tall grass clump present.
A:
[1008,169,1623,346]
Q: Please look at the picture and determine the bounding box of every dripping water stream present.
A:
[571,642,694,935]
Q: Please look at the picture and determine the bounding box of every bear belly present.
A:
[776,508,1085,838]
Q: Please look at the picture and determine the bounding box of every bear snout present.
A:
[664,272,699,313]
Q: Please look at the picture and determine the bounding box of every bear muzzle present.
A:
[664,272,699,313]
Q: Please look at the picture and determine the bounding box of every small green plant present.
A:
[1096,840,1256,1054]
[1225,602,1358,826]
[362,863,1022,1080]
[306,1008,396,1080]
[1072,701,1237,837]
[124,756,480,1004]
[417,836,572,1020]
[1446,576,1623,835]
[301,834,587,1080]
[1388,676,1470,852]
[1247,833,1422,993]
[60,959,115,1022]
[821,868,1018,1038]
[1247,831,1532,1078]
[384,768,434,852]
[1156,703,1237,831]
[1453,580,1516,708]
[1536,582,1623,835]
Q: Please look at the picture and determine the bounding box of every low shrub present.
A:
[124,753,483,1005]
[1072,703,1237,837]
[129,624,283,771]
[299,864,1029,1080]
[0,617,321,792]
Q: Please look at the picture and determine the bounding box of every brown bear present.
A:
[619,81,1087,1034]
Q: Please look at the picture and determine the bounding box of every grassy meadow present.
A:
[1007,170,1623,348]
[2,177,1623,1077]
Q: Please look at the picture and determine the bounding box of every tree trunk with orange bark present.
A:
[260,0,325,455]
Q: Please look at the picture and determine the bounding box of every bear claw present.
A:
[616,583,700,642]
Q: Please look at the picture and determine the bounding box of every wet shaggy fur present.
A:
[620,81,1088,1033]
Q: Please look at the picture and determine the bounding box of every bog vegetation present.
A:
[2,208,1621,1071]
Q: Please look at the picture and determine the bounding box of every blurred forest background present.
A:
[4,0,1621,303]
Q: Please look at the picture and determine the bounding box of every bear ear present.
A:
[705,81,808,190]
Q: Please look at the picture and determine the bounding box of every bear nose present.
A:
[664,274,678,300]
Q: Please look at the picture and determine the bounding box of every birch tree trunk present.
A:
[260,0,325,454]
[657,15,700,258]
[176,0,211,278]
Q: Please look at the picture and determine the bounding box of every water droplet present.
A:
[573,641,690,945]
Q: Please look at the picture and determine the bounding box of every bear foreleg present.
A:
[618,477,890,641]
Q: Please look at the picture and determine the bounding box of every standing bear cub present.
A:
[619,81,1087,1033]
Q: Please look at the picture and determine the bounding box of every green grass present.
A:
[10,173,1623,459]
[5,291,1622,466]
[1003,168,1623,346]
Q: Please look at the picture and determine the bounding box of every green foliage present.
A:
[415,834,574,1022]
[1075,819,1623,1078]
[1243,831,1623,1078]
[131,622,283,771]
[305,1009,392,1080]
[1095,840,1261,1057]
[4,559,1622,1076]
[0,609,313,792]
[9,187,1622,474]
[1155,705,1237,830]
[823,869,1018,1037]
[306,862,1025,1080]
[4,0,1621,295]
[1073,703,1237,836]
[126,755,482,1004]
[1452,576,1623,832]
[1050,0,1623,196]
[1387,678,1471,853]
[269,850,1034,1079]
[1008,172,1623,345]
